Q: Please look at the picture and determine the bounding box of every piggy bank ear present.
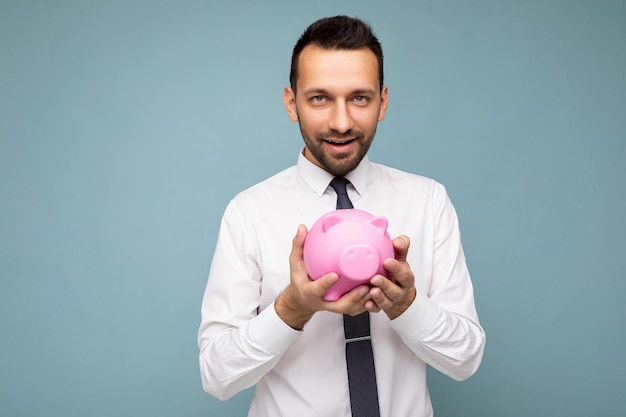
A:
[368,216,389,233]
[322,213,342,232]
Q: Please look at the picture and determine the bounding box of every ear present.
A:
[368,216,389,233]
[377,86,389,122]
[283,87,299,122]
[322,213,342,232]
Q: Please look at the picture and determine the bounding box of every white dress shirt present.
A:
[198,152,485,417]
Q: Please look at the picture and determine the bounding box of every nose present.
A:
[328,102,354,133]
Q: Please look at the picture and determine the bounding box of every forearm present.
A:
[391,293,485,381]
[394,182,485,380]
[198,303,300,400]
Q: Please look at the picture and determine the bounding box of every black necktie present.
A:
[329,177,381,417]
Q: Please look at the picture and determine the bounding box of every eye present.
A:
[310,95,327,104]
[352,95,370,105]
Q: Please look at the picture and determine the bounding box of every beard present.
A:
[299,123,377,177]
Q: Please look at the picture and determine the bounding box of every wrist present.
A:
[385,286,417,320]
[275,286,315,330]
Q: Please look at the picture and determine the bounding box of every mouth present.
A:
[316,130,363,153]
[323,138,356,154]
[324,138,356,146]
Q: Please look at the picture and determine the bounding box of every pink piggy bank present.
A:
[303,209,394,301]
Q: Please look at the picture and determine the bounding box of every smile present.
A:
[325,138,356,145]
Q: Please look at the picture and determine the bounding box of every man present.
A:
[199,15,485,417]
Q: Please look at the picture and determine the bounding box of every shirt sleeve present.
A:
[390,183,486,381]
[198,199,301,400]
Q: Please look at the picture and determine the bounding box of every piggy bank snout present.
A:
[339,244,380,281]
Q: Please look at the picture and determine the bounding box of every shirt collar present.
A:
[296,149,371,197]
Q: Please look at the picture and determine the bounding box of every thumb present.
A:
[311,272,340,297]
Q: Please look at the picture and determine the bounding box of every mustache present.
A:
[316,130,364,141]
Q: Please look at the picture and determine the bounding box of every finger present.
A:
[310,272,340,298]
[368,285,394,310]
[289,225,308,277]
[392,235,410,262]
[345,284,371,303]
[290,224,307,261]
[326,284,370,316]
[370,274,403,302]
[383,258,414,289]
[364,298,381,313]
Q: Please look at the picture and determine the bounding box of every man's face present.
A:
[284,45,388,177]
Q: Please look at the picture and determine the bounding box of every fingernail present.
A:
[328,274,339,284]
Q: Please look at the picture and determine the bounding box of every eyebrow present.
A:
[301,87,378,97]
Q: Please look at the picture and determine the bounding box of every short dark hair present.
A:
[289,15,384,94]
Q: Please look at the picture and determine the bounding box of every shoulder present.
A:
[225,165,299,213]
[370,162,445,193]
[366,162,454,216]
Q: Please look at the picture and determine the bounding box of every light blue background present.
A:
[1,1,624,416]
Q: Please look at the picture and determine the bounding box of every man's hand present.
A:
[365,235,417,320]
[275,225,372,330]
